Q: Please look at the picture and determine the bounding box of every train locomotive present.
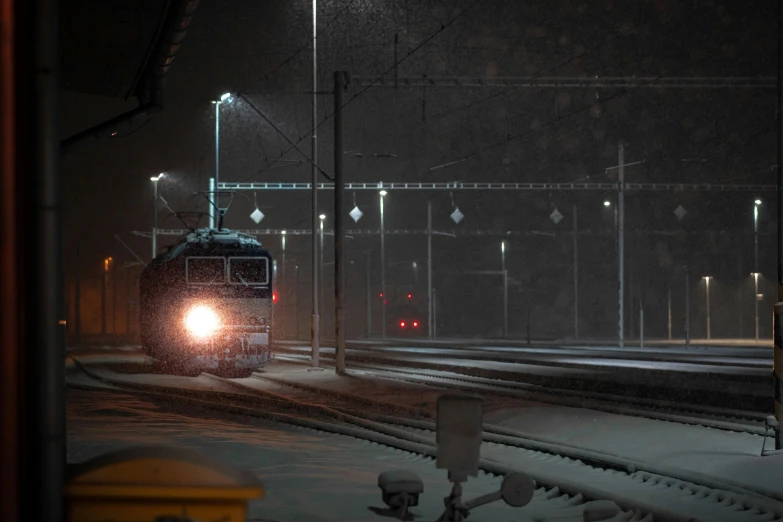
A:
[139,227,274,375]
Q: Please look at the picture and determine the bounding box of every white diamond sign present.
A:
[674,205,687,221]
[349,206,363,222]
[550,208,563,224]
[450,207,464,224]
[250,208,265,224]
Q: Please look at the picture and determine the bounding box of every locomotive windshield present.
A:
[186,257,225,284]
[229,257,269,285]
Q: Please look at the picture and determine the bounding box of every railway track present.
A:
[67,356,783,521]
[273,352,768,436]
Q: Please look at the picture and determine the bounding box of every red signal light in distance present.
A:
[272,292,278,303]
[399,321,406,328]
[407,293,412,299]
[413,321,419,328]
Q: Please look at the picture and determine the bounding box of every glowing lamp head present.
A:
[755,199,762,206]
[184,305,221,339]
[379,190,387,196]
[603,200,611,207]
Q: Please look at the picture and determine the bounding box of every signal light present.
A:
[407,293,412,299]
[399,321,406,328]
[272,291,278,303]
[413,321,419,328]
[379,293,383,298]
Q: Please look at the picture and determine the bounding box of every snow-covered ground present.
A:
[67,389,643,522]
[66,353,783,520]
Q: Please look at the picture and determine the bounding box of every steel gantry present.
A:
[217,181,776,192]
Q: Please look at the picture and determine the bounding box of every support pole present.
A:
[667,285,672,341]
[152,179,158,258]
[639,299,644,349]
[685,269,691,350]
[501,240,507,337]
[75,246,81,343]
[573,204,579,339]
[310,0,320,367]
[618,141,625,348]
[334,71,347,375]
[427,200,433,339]
[366,250,372,337]
[126,265,131,338]
[380,191,386,338]
[101,262,107,335]
[706,277,711,341]
[111,261,116,335]
[774,0,783,449]
[208,177,215,229]
[432,288,437,338]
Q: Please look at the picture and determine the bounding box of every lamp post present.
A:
[501,240,508,337]
[379,190,387,338]
[310,0,320,367]
[319,214,325,337]
[703,276,712,340]
[210,93,232,228]
[754,199,761,342]
[149,173,165,260]
[752,272,761,342]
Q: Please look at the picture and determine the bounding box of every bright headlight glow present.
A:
[184,305,220,338]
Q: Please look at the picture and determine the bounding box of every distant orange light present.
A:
[379,293,383,298]
[272,291,278,303]
[407,293,412,299]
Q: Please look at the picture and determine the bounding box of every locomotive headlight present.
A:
[184,305,221,338]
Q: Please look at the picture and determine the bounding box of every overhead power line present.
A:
[350,76,777,89]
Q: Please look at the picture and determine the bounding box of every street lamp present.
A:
[210,93,233,228]
[703,276,712,340]
[603,200,611,207]
[501,240,508,338]
[379,190,387,337]
[150,173,165,259]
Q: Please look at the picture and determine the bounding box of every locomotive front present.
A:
[140,229,274,374]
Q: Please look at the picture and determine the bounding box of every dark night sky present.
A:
[61,0,779,338]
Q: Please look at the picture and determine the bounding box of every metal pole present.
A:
[152,180,158,259]
[526,277,531,344]
[75,245,81,343]
[501,240,507,337]
[320,217,324,337]
[774,0,783,449]
[685,270,691,349]
[215,101,220,216]
[112,261,116,335]
[667,285,672,341]
[366,251,372,337]
[334,71,347,375]
[427,200,433,339]
[311,0,320,367]
[706,277,711,341]
[573,203,579,339]
[101,262,107,334]
[618,141,625,348]
[639,299,644,349]
[281,233,286,288]
[432,287,437,339]
[208,177,215,229]
[755,203,761,342]
[125,265,131,338]
[755,273,760,342]
[380,191,386,338]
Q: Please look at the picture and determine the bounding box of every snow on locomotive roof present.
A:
[181,228,262,247]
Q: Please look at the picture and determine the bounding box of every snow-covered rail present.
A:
[67,357,783,522]
[274,353,767,436]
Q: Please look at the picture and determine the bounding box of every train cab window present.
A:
[186,257,226,284]
[229,257,269,285]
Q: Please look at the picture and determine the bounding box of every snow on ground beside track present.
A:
[67,389,637,522]
[261,365,783,497]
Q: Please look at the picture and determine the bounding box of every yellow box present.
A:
[66,446,264,522]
